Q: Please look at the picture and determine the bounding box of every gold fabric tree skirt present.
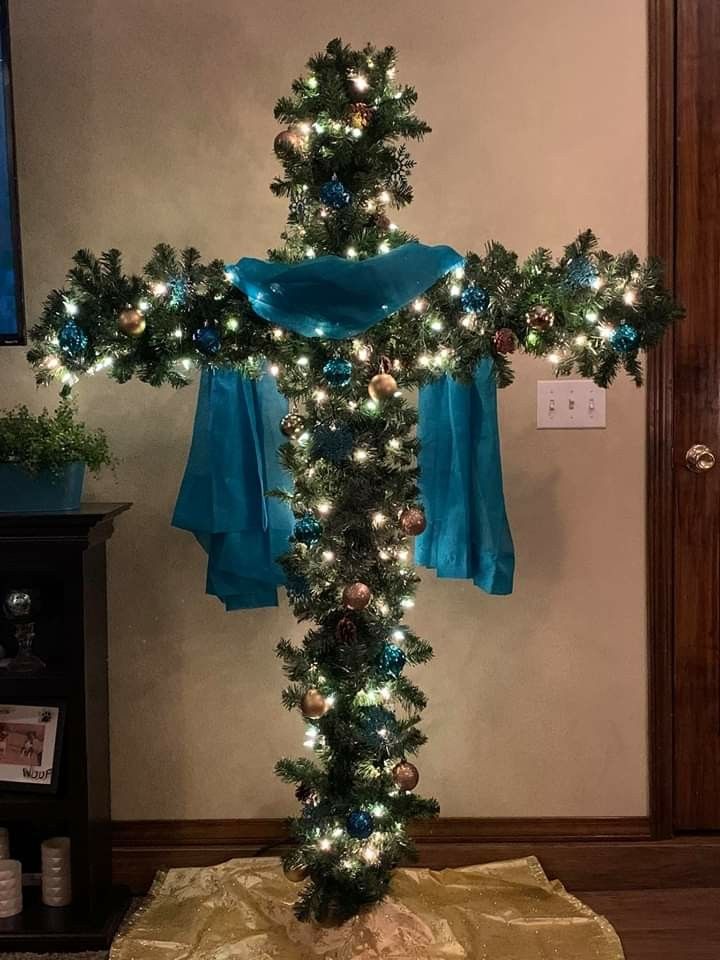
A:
[111,856,624,960]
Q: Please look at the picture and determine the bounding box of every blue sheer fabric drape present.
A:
[172,369,293,610]
[416,361,514,594]
[173,245,515,609]
[226,243,463,339]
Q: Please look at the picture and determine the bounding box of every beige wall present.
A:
[0,0,648,818]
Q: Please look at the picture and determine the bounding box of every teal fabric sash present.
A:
[173,245,515,609]
[417,361,514,594]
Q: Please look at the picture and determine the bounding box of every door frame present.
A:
[647,0,677,840]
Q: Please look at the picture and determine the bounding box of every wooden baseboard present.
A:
[112,816,720,892]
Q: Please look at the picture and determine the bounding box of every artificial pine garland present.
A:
[26,39,680,923]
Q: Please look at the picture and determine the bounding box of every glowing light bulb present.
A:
[272,327,284,339]
[453,266,465,279]
[138,299,150,312]
[378,190,391,204]
[43,356,60,371]
[386,66,396,79]
[460,314,476,329]
[317,501,332,515]
[372,512,387,527]
[313,121,326,134]
[354,448,369,462]
[307,76,318,90]
[574,334,588,347]
[547,352,561,365]
[413,298,426,313]
[322,550,335,562]
[388,438,400,450]
[226,318,239,331]
[319,838,333,852]
[392,629,405,642]
[378,241,390,254]
[623,289,637,305]
[314,389,327,403]
[598,323,614,340]
[372,804,386,818]
[346,246,358,259]
[378,727,388,739]
[362,845,379,864]
[151,281,168,297]
[64,300,79,316]
[401,597,415,609]
[418,354,431,367]
[380,686,391,701]
[389,222,398,232]
[586,310,600,324]
[351,128,362,139]
[353,74,369,92]
[449,283,461,297]
[172,327,183,339]
[269,364,280,377]
[305,247,316,259]
[297,356,309,366]
[397,549,409,562]
[591,276,604,291]
[430,319,444,332]
[366,399,378,411]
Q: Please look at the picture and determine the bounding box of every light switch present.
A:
[537,380,606,429]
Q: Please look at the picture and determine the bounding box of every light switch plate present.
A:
[537,379,606,429]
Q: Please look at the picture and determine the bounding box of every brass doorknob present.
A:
[685,444,716,473]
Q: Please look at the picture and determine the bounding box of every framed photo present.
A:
[0,702,64,792]
[0,0,25,345]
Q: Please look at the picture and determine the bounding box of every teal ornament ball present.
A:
[194,326,221,355]
[379,643,406,677]
[565,256,597,289]
[460,284,489,314]
[294,514,322,547]
[320,177,351,210]
[311,422,353,463]
[611,323,638,353]
[323,358,353,387]
[58,320,88,361]
[168,276,189,307]
[346,810,374,840]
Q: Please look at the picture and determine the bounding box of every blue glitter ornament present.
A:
[323,357,353,387]
[565,256,597,289]
[293,514,322,547]
[359,706,397,741]
[460,284,489,314]
[611,323,639,353]
[194,326,221,356]
[379,644,406,678]
[168,276,189,307]
[346,810,374,840]
[320,177,351,210]
[58,320,88,362]
[311,422,353,463]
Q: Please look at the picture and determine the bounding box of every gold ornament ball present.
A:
[342,582,372,611]
[300,688,327,719]
[368,373,398,401]
[400,507,427,537]
[392,760,420,792]
[274,129,303,155]
[280,413,305,440]
[118,308,146,336]
[284,863,309,883]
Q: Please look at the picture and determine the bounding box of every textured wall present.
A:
[0,0,648,818]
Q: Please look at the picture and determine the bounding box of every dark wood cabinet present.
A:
[0,503,131,952]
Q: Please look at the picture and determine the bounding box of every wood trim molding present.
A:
[112,817,720,895]
[647,0,677,839]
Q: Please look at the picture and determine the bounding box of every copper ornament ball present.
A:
[342,582,372,610]
[392,760,420,791]
[368,372,398,401]
[280,413,305,440]
[118,308,146,336]
[274,129,303,155]
[284,863,309,883]
[400,507,427,536]
[300,688,327,719]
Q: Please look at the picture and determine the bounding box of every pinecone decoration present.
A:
[494,328,517,355]
[348,102,373,129]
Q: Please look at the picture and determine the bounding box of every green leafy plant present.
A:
[0,401,113,475]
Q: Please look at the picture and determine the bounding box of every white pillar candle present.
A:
[41,837,71,907]
[0,859,22,917]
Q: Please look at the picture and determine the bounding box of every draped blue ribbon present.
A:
[173,244,515,609]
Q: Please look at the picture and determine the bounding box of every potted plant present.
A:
[0,401,113,513]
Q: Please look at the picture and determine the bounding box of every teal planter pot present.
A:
[0,462,86,513]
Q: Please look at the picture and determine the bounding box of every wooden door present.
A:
[652,0,720,831]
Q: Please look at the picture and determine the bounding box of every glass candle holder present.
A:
[0,859,22,917]
[41,837,71,907]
